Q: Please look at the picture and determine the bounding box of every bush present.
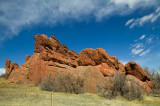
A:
[35,78,42,86]
[96,82,112,99]
[124,78,143,100]
[152,72,160,94]
[97,71,142,100]
[144,67,160,95]
[97,71,127,99]
[54,72,85,94]
[112,71,126,96]
[16,80,23,84]
[40,74,54,91]
[40,72,85,94]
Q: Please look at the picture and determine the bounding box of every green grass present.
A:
[0,78,160,106]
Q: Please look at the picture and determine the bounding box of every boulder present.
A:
[95,63,116,77]
[77,48,119,69]
[126,75,151,93]
[118,62,126,74]
[125,61,150,81]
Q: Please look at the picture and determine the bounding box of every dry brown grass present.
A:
[0,78,160,106]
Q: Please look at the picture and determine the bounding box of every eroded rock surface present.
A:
[5,34,152,92]
[125,61,150,81]
[5,59,19,76]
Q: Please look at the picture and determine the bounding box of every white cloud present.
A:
[0,68,5,76]
[130,34,159,57]
[0,0,160,40]
[132,48,143,55]
[130,43,144,56]
[146,37,153,44]
[125,19,135,26]
[140,35,146,40]
[111,0,159,9]
[139,48,151,56]
[135,43,143,49]
[126,7,160,28]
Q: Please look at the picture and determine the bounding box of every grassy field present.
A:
[0,78,160,106]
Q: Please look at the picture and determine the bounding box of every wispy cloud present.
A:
[146,37,153,44]
[130,34,159,57]
[126,7,160,28]
[125,19,135,26]
[140,35,146,40]
[0,0,160,40]
[139,48,151,56]
[131,42,144,55]
[132,48,143,55]
[135,43,143,49]
[0,68,5,76]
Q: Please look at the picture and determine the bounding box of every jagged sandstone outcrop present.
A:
[5,34,152,93]
[5,59,19,77]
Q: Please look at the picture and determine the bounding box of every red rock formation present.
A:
[95,63,116,77]
[77,48,119,70]
[125,61,150,81]
[25,55,30,62]
[5,59,19,76]
[5,34,152,93]
[126,75,151,93]
[118,62,126,74]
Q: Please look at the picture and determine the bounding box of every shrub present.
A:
[97,71,127,99]
[35,78,42,86]
[124,78,143,100]
[96,81,112,99]
[16,80,23,84]
[97,71,142,100]
[40,72,85,94]
[143,67,160,95]
[112,71,126,96]
[40,74,54,91]
[151,72,160,94]
[54,72,84,94]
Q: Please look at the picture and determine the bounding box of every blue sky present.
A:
[0,0,160,75]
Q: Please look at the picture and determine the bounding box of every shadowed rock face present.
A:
[5,34,152,93]
[125,61,150,81]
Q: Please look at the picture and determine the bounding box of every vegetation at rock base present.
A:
[97,71,143,100]
[0,78,160,106]
[144,67,160,95]
[40,72,85,94]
